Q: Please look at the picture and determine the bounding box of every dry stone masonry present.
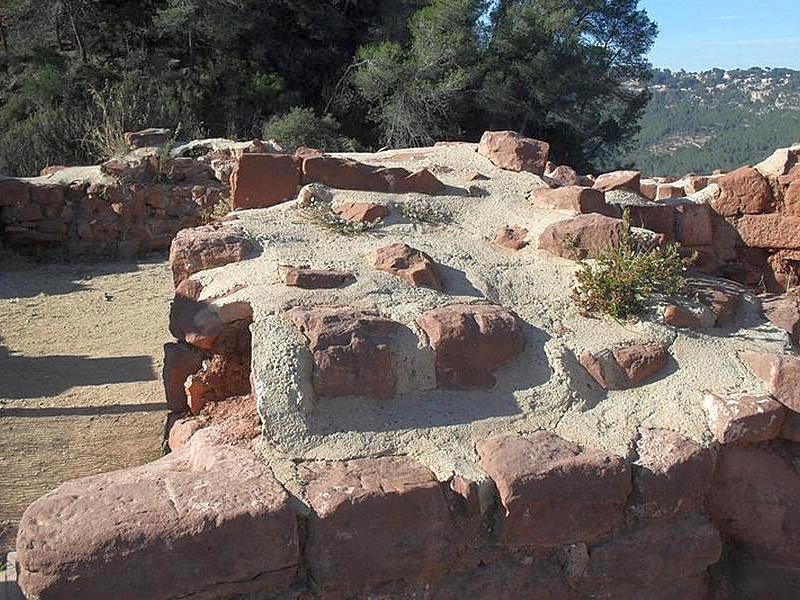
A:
[12,133,800,598]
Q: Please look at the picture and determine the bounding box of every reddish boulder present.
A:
[538,214,624,260]
[675,202,715,246]
[301,456,454,588]
[663,304,702,329]
[477,431,630,547]
[417,304,524,389]
[781,411,800,442]
[709,446,800,567]
[712,166,772,217]
[167,416,205,451]
[702,391,786,445]
[0,178,31,206]
[593,170,641,193]
[761,295,800,347]
[332,201,390,223]
[784,178,800,215]
[302,155,395,192]
[392,168,445,195]
[581,513,720,590]
[529,186,608,214]
[580,342,669,390]
[285,307,399,400]
[184,353,251,414]
[169,222,253,286]
[477,130,550,175]
[630,428,714,519]
[493,225,528,250]
[371,242,443,290]
[612,342,670,384]
[690,278,741,325]
[281,267,353,289]
[547,165,581,186]
[231,153,301,210]
[738,214,800,249]
[16,434,300,600]
[740,351,800,411]
[162,341,207,412]
[656,183,684,200]
[639,180,658,200]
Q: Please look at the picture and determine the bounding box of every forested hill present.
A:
[615,67,800,177]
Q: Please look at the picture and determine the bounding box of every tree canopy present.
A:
[0,0,657,176]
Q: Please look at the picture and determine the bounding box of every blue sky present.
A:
[640,0,800,71]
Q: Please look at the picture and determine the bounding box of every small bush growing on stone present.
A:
[399,201,450,226]
[572,212,693,319]
[299,200,376,236]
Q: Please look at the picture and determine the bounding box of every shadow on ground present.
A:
[0,343,156,400]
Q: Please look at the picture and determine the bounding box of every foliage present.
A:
[399,200,451,226]
[607,67,800,176]
[263,107,355,152]
[572,212,692,319]
[0,0,658,176]
[298,200,377,237]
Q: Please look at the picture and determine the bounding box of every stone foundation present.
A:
[12,136,800,598]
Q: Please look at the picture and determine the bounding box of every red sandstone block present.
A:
[231,153,301,210]
[738,214,800,249]
[675,202,715,246]
[529,186,608,214]
[477,431,630,547]
[0,178,31,206]
[302,155,394,192]
[301,456,455,588]
[581,513,721,589]
[703,391,786,445]
[709,446,800,567]
[162,341,207,412]
[712,166,772,217]
[631,428,714,519]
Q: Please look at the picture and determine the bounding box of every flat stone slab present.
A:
[15,432,299,600]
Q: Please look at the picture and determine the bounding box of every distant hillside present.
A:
[615,67,800,176]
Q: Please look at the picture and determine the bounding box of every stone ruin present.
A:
[10,131,800,598]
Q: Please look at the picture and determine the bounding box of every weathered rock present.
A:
[296,182,333,207]
[231,153,301,210]
[301,456,454,588]
[593,170,641,193]
[709,446,800,567]
[529,186,608,214]
[685,175,709,194]
[581,513,721,589]
[675,202,715,246]
[630,428,714,519]
[538,214,623,260]
[761,294,800,347]
[167,416,205,451]
[547,165,582,186]
[16,433,300,600]
[581,342,669,390]
[740,351,800,411]
[281,267,353,289]
[392,167,445,195]
[663,304,703,329]
[639,180,658,200]
[184,353,252,414]
[417,304,524,389]
[332,201,390,223]
[690,278,741,325]
[371,242,443,289]
[430,559,570,600]
[169,222,253,286]
[463,170,489,182]
[493,225,528,250]
[612,342,670,385]
[754,144,800,178]
[781,411,800,442]
[656,183,684,200]
[738,214,800,249]
[124,127,171,149]
[302,155,395,192]
[702,391,786,445]
[477,130,550,174]
[169,283,253,355]
[477,431,630,547]
[162,341,207,412]
[285,307,399,400]
[712,166,772,217]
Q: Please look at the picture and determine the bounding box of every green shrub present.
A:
[572,212,694,319]
[263,107,356,152]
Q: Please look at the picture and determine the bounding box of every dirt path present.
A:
[0,257,173,553]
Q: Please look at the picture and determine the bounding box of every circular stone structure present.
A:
[13,141,800,599]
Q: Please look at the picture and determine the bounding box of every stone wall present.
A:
[11,133,800,599]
